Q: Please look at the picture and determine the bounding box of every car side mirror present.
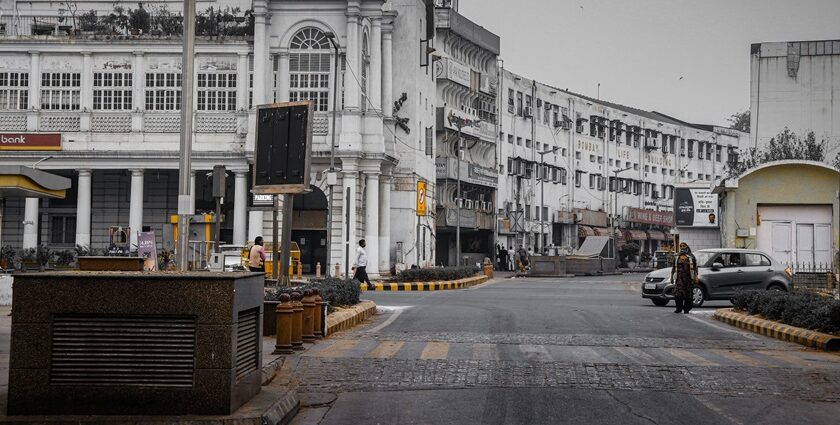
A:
[712,262,723,271]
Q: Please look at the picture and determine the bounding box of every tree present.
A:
[725,127,826,177]
[727,110,750,133]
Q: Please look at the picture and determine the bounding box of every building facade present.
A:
[0,0,437,275]
[433,3,499,266]
[497,69,750,256]
[750,40,840,150]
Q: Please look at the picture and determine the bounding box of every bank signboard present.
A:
[674,188,718,227]
[0,133,61,150]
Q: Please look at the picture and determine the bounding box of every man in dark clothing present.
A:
[500,246,509,271]
[671,242,698,314]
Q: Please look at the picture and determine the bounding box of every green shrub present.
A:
[731,290,840,334]
[264,277,361,308]
[395,266,481,283]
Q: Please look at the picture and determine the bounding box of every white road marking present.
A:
[365,306,411,334]
[685,312,757,339]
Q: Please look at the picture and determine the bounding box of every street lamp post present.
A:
[177,0,196,271]
[538,146,559,254]
[325,32,340,276]
[447,113,479,267]
[611,167,632,259]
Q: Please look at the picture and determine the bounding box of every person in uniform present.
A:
[671,242,698,314]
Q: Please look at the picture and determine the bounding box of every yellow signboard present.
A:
[416,180,427,216]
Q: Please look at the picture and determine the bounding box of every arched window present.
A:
[289,27,331,111]
[361,32,370,112]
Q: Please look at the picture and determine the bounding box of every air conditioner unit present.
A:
[524,106,533,118]
[465,200,474,209]
[562,121,571,130]
[486,203,494,213]
[479,201,486,211]
[457,198,464,208]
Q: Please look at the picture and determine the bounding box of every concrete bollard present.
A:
[316,262,321,278]
[335,262,341,278]
[301,289,316,342]
[273,293,294,355]
[290,292,304,351]
[312,288,324,339]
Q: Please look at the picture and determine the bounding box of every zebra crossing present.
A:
[300,336,840,370]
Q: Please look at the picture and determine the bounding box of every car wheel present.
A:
[767,284,787,292]
[652,299,669,307]
[691,286,705,308]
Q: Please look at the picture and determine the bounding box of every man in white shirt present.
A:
[352,239,371,286]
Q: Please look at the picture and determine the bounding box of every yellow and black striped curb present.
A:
[362,275,489,292]
[714,308,840,351]
[325,300,377,335]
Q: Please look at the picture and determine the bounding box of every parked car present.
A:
[641,248,793,307]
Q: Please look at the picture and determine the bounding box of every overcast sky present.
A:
[459,0,840,127]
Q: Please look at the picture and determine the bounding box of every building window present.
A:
[633,163,639,170]
[196,72,236,111]
[0,72,29,110]
[289,27,332,112]
[50,215,76,245]
[516,91,523,116]
[589,154,595,163]
[589,174,596,189]
[525,204,531,220]
[507,88,514,113]
[652,166,658,174]
[507,134,513,144]
[93,72,132,111]
[698,141,705,160]
[516,136,522,146]
[41,72,81,110]
[597,156,604,164]
[575,170,583,187]
[526,139,532,148]
[625,161,631,168]
[716,145,722,162]
[575,151,581,160]
[145,72,182,111]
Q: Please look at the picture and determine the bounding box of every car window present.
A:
[744,254,771,267]
[726,253,743,267]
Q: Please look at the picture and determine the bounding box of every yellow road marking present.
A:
[664,348,719,366]
[313,339,359,358]
[367,341,405,359]
[472,343,499,361]
[420,342,450,360]
[710,349,772,367]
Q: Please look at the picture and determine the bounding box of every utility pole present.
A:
[611,167,631,259]
[177,0,196,271]
[538,146,559,255]
[447,113,479,267]
[325,32,340,276]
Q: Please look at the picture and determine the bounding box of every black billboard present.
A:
[253,101,313,194]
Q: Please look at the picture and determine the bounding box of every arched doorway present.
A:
[291,185,328,274]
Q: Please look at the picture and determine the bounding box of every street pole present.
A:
[177,0,196,271]
[272,195,279,280]
[456,125,462,267]
[326,33,340,276]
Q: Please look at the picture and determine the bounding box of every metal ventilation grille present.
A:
[49,314,196,387]
[235,308,259,381]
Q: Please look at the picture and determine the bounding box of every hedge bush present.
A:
[395,266,481,283]
[731,290,840,334]
[264,277,361,309]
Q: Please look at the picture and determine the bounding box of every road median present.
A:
[362,275,489,292]
[714,308,840,351]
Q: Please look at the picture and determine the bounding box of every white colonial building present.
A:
[497,69,750,255]
[0,0,437,275]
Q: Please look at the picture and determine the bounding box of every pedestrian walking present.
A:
[249,236,266,272]
[517,246,529,272]
[500,246,509,271]
[353,239,371,286]
[671,242,698,314]
[507,246,515,271]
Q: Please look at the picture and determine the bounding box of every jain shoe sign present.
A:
[0,133,61,150]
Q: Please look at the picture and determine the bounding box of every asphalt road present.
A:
[286,274,840,425]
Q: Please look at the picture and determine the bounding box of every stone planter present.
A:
[7,271,265,416]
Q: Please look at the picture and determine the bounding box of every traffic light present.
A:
[253,101,313,194]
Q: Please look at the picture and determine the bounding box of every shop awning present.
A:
[623,229,648,241]
[593,227,609,237]
[646,230,669,241]
[578,225,596,238]
[0,166,70,199]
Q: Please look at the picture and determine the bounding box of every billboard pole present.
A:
[177,0,196,271]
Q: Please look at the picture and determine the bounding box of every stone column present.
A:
[364,171,380,275]
[132,51,144,132]
[75,169,92,249]
[251,1,269,105]
[233,171,248,245]
[341,159,359,274]
[369,17,382,112]
[80,52,92,131]
[248,210,265,242]
[276,50,290,102]
[128,169,144,252]
[381,20,394,118]
[27,51,40,131]
[339,10,362,151]
[378,173,391,272]
[236,52,249,110]
[22,198,39,249]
